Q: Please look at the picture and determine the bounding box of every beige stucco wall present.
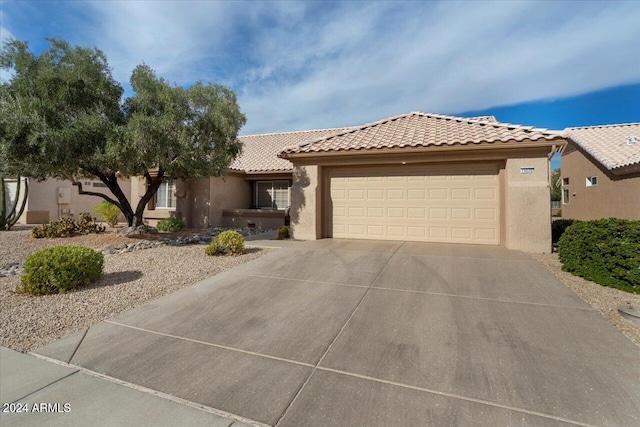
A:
[288,147,555,252]
[290,165,322,240]
[132,176,184,226]
[184,177,211,227]
[221,209,285,229]
[561,145,640,220]
[503,156,552,253]
[208,175,252,227]
[19,177,131,224]
[177,174,252,228]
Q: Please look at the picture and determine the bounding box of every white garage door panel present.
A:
[331,168,499,244]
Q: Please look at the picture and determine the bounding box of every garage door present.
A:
[330,167,500,244]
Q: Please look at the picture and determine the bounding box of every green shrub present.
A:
[558,218,640,294]
[18,246,104,295]
[93,201,122,227]
[552,219,579,244]
[278,225,290,239]
[31,215,105,238]
[157,217,185,232]
[77,213,106,234]
[32,217,77,238]
[205,230,245,256]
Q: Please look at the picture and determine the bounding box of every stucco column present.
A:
[175,179,191,226]
[290,164,322,240]
[504,157,552,253]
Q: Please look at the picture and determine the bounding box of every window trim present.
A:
[562,188,570,205]
[155,180,177,209]
[255,180,290,210]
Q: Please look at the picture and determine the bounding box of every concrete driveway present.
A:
[33,240,640,426]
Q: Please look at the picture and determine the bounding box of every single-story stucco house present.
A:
[561,123,640,221]
[147,112,565,253]
[13,111,566,253]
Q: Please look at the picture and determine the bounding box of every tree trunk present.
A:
[72,171,136,226]
[73,169,165,228]
[132,170,165,226]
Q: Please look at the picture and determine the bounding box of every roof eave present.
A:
[610,163,640,176]
[280,137,566,160]
[243,169,293,175]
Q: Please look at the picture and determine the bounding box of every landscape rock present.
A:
[100,227,273,256]
[116,225,159,236]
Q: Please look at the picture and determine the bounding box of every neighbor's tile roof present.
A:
[465,115,498,122]
[565,123,640,170]
[230,128,355,172]
[280,111,562,156]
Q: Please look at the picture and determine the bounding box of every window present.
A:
[155,180,177,209]
[562,188,570,205]
[256,181,289,209]
[92,182,107,188]
[562,178,569,185]
[586,176,598,187]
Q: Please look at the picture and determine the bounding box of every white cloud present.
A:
[84,1,241,84]
[236,1,640,133]
[14,0,639,133]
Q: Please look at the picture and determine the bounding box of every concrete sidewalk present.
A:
[0,347,252,427]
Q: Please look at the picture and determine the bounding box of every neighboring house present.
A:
[561,123,640,221]
[3,177,26,213]
[17,177,131,224]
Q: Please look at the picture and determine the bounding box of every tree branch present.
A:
[70,178,122,209]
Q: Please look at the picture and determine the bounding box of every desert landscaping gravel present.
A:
[530,252,640,348]
[2,228,638,352]
[0,229,273,353]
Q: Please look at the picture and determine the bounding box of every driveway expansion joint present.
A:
[233,272,370,289]
[400,251,541,263]
[314,367,597,427]
[273,242,405,426]
[67,327,89,364]
[371,286,596,311]
[103,320,316,368]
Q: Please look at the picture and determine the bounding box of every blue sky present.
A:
[1,1,639,170]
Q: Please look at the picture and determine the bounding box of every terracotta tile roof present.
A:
[230,127,355,172]
[565,123,640,170]
[280,112,562,157]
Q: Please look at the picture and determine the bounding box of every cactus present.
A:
[1,174,29,230]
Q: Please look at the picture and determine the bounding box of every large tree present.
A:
[0,38,246,227]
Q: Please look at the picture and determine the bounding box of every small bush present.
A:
[558,218,640,294]
[552,219,579,244]
[206,230,245,256]
[278,225,290,239]
[94,201,122,227]
[18,246,104,295]
[157,217,185,232]
[32,215,105,238]
[77,213,106,234]
[32,217,77,238]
